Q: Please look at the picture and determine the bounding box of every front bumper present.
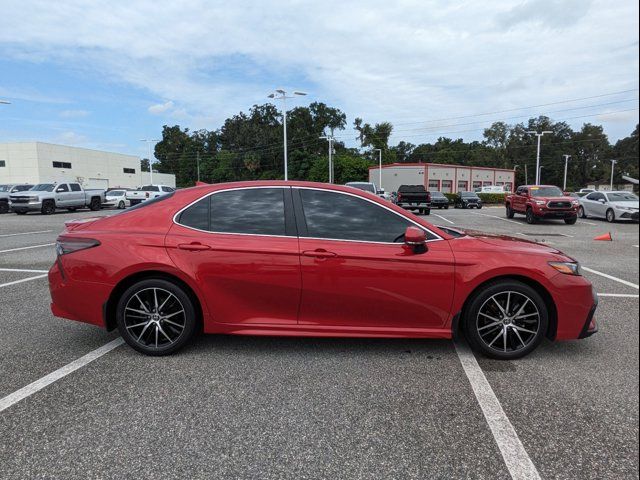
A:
[615,208,639,221]
[10,201,42,212]
[535,208,577,219]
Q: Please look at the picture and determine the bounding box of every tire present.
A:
[606,209,615,223]
[477,205,483,210]
[525,208,537,224]
[425,208,431,215]
[116,278,198,356]
[578,206,587,219]
[15,210,27,215]
[444,205,449,210]
[41,201,55,215]
[0,202,8,214]
[564,216,577,225]
[463,280,548,360]
[89,197,101,211]
[118,200,125,209]
[506,204,515,218]
[67,207,77,212]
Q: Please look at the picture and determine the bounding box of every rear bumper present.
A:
[49,261,111,328]
[397,202,431,209]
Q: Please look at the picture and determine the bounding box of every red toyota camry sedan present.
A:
[49,181,598,359]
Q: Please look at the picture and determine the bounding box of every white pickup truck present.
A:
[125,185,175,206]
[9,182,106,215]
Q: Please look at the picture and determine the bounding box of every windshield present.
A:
[530,186,563,197]
[346,183,376,193]
[109,190,125,196]
[140,185,160,192]
[461,192,479,198]
[31,184,55,192]
[607,192,638,202]
[431,192,445,198]
[0,185,10,192]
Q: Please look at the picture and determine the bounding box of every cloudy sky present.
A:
[0,0,638,157]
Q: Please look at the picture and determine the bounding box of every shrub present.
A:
[477,193,507,204]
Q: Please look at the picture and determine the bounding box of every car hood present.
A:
[9,191,40,197]
[610,200,639,208]
[454,228,567,257]
[537,196,575,202]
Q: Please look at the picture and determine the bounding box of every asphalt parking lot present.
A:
[0,206,638,479]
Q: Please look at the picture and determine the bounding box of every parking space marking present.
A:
[0,274,48,288]
[455,342,541,480]
[434,214,455,225]
[583,267,639,290]
[0,268,49,273]
[473,212,522,226]
[0,243,55,254]
[598,293,639,298]
[0,230,53,238]
[579,221,598,226]
[0,338,124,413]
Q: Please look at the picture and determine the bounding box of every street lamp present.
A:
[610,159,618,190]
[320,134,335,183]
[525,130,553,184]
[373,148,382,191]
[140,139,160,184]
[268,89,307,181]
[539,165,545,183]
[562,155,571,191]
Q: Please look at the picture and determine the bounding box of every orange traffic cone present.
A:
[594,232,612,241]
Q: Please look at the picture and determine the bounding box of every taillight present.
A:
[397,193,402,202]
[56,236,101,256]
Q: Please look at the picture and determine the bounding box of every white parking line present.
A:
[0,274,48,288]
[583,267,639,290]
[0,268,49,273]
[580,221,598,226]
[0,230,53,238]
[0,338,124,413]
[473,212,522,225]
[434,214,455,225]
[599,293,639,298]
[455,342,541,480]
[0,243,55,254]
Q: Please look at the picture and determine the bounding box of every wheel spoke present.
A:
[158,293,172,314]
[163,309,185,319]
[515,312,538,320]
[503,325,508,351]
[155,325,159,348]
[157,324,173,343]
[491,296,507,316]
[126,321,149,329]
[511,326,526,347]
[505,292,512,316]
[134,294,149,313]
[488,328,504,347]
[137,322,152,341]
[479,312,501,322]
[512,325,537,335]
[153,288,159,312]
[512,298,531,319]
[163,318,185,329]
[126,307,148,315]
[479,320,502,331]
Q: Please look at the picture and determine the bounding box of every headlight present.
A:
[548,261,582,276]
[572,200,579,206]
[535,200,546,205]
[618,206,636,211]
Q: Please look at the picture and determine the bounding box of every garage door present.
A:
[84,178,109,189]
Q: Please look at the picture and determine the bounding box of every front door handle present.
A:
[177,242,211,251]
[302,249,337,258]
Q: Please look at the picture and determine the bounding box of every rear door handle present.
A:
[302,249,337,258]
[177,242,211,251]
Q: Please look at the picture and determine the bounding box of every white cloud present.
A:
[0,0,637,140]
[59,109,90,118]
[53,130,87,145]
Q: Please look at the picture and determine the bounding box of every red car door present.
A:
[166,187,301,325]
[294,188,455,332]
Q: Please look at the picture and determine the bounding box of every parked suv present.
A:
[505,185,579,224]
[9,182,105,215]
[430,191,450,209]
[454,191,483,209]
[0,184,34,213]
[395,185,431,215]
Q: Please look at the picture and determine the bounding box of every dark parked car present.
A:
[395,185,431,215]
[430,191,450,209]
[454,191,483,209]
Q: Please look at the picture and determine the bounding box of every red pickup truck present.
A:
[505,185,579,224]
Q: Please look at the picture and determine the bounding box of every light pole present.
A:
[525,130,553,184]
[610,159,617,190]
[374,148,382,191]
[140,139,159,184]
[539,166,545,183]
[268,89,307,181]
[320,134,335,183]
[513,165,520,191]
[562,154,571,191]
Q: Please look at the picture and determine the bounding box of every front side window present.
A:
[56,184,69,192]
[299,189,435,243]
[586,192,604,201]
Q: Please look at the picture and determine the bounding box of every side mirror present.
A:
[598,199,606,204]
[404,226,427,254]
[56,187,65,193]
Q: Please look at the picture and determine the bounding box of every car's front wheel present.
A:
[564,216,577,225]
[118,200,125,209]
[606,209,616,223]
[578,206,587,218]
[463,280,548,360]
[116,278,198,356]
[525,208,537,224]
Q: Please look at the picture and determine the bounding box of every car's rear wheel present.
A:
[506,204,515,218]
[578,206,587,218]
[0,202,8,214]
[463,280,548,359]
[606,209,615,223]
[116,278,198,356]
[89,197,101,211]
[118,200,125,209]
[525,208,537,224]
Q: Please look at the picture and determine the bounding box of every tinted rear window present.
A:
[398,185,426,193]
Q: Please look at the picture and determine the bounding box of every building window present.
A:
[441,180,453,193]
[123,168,136,174]
[52,161,72,169]
[483,181,493,187]
[504,182,513,192]
[428,179,440,192]
[457,180,468,192]
[0,160,5,167]
[472,181,482,190]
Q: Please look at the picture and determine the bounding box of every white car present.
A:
[345,181,392,201]
[126,185,175,206]
[578,191,639,223]
[103,189,130,209]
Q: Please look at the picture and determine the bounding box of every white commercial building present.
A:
[369,163,516,194]
[0,142,175,189]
